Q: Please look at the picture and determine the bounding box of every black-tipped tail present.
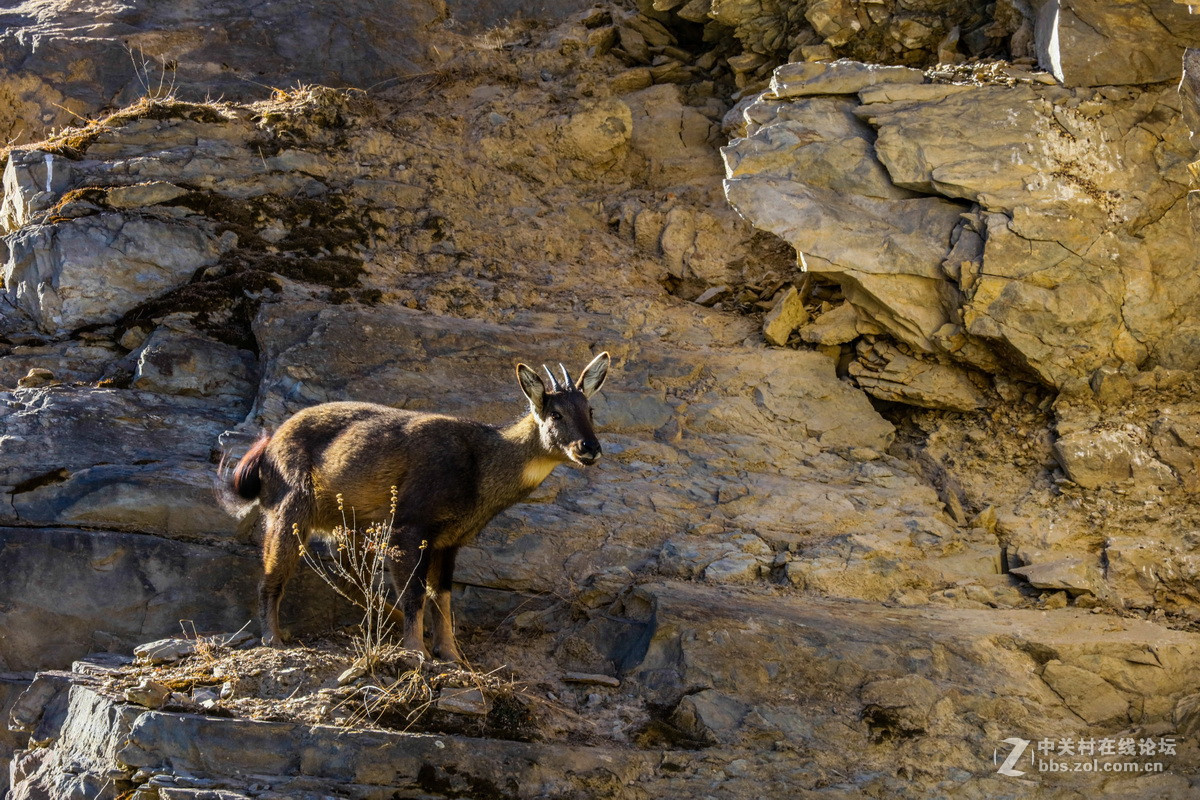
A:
[231,433,271,500]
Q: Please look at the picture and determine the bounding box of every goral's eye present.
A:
[549,411,562,421]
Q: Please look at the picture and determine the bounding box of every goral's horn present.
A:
[559,363,575,391]
[542,365,560,391]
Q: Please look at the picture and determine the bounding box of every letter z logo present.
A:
[996,737,1030,777]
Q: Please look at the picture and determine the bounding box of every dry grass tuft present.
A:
[250,84,373,148]
[7,95,238,162]
[470,19,541,52]
[100,633,595,742]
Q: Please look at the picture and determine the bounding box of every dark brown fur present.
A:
[228,352,610,659]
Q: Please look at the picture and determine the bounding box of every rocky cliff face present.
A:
[0,0,452,147]
[726,62,1198,389]
[4,1,1200,798]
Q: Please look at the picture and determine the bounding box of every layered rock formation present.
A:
[11,594,1200,799]
[0,0,446,145]
[716,9,1200,666]
[724,59,1198,391]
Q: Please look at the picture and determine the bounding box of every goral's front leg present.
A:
[428,546,462,662]
[387,526,433,659]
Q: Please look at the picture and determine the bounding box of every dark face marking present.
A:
[539,389,602,465]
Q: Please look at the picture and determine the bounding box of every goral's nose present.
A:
[578,441,602,465]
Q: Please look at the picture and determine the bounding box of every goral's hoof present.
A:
[262,632,287,648]
[432,647,463,664]
[399,643,431,663]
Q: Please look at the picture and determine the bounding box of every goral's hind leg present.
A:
[258,492,311,647]
[259,518,301,647]
[386,526,432,658]
[427,547,462,663]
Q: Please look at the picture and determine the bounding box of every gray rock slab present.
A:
[10,680,658,799]
[768,60,925,99]
[106,182,189,210]
[131,323,256,400]
[616,581,1200,746]
[0,526,347,672]
[848,340,988,411]
[1010,556,1099,595]
[0,387,243,535]
[2,213,231,334]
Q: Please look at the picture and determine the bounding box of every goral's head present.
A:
[516,352,610,465]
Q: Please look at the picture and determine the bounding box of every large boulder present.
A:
[724,92,967,356]
[131,318,256,400]
[1035,0,1200,87]
[1054,428,1175,489]
[724,67,1199,390]
[2,213,233,335]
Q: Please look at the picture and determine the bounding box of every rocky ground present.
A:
[4,1,1200,798]
[97,634,612,743]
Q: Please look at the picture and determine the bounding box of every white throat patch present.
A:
[521,457,560,489]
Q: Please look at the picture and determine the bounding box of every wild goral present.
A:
[226,352,610,661]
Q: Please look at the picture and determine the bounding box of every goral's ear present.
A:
[577,351,610,398]
[516,363,546,416]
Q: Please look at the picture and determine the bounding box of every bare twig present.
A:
[126,44,178,100]
[296,487,414,671]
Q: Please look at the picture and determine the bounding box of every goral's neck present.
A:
[499,414,566,494]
